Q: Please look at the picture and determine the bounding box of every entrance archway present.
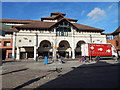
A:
[75,41,86,58]
[58,40,71,58]
[38,40,52,57]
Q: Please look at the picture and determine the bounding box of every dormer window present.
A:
[58,21,69,27]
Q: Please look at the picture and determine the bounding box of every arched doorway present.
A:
[58,40,71,58]
[38,40,52,57]
[75,41,86,58]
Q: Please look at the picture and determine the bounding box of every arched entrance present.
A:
[75,41,86,58]
[38,40,52,57]
[58,40,71,58]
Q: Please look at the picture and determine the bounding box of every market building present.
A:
[0,12,106,60]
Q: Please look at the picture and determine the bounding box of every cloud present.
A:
[87,7,106,19]
[108,4,116,9]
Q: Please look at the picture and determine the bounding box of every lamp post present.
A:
[90,35,92,61]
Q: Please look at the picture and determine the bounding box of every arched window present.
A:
[76,41,85,47]
[56,21,71,36]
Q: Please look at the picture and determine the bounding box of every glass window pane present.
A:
[4,41,10,46]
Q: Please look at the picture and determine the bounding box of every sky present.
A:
[1,2,119,33]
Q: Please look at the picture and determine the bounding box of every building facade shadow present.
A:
[35,61,120,88]
[2,68,29,75]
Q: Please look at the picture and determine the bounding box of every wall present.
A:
[15,28,106,48]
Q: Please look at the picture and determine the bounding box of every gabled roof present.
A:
[64,18,78,22]
[41,14,77,22]
[15,18,104,32]
[51,12,66,16]
[0,19,41,24]
[41,14,64,21]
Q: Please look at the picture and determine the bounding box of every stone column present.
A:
[69,48,72,58]
[34,33,38,61]
[71,26,75,59]
[16,47,20,60]
[72,48,75,59]
[12,32,16,61]
[54,28,56,33]
[52,42,57,60]
[34,45,37,60]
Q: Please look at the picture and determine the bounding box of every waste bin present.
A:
[44,56,48,64]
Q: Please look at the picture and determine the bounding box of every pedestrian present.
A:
[60,56,65,63]
[78,56,83,62]
[44,56,48,65]
[82,56,86,62]
[113,55,118,62]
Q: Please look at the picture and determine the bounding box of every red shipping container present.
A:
[88,44,112,56]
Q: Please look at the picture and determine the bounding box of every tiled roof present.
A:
[101,33,113,35]
[15,22,56,29]
[72,23,104,32]
[0,23,18,32]
[41,14,64,19]
[51,12,66,16]
[103,26,120,35]
[41,14,77,22]
[0,27,18,32]
[112,26,120,35]
[15,18,104,32]
[0,19,41,24]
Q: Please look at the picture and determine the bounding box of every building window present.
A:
[56,27,71,36]
[116,40,119,46]
[106,35,114,40]
[8,53,12,58]
[114,35,119,39]
[56,21,71,36]
[4,41,10,46]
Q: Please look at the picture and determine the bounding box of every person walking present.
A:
[60,56,65,63]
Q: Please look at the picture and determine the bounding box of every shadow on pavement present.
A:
[34,61,120,88]
[2,68,29,75]
[12,75,45,90]
[12,71,56,90]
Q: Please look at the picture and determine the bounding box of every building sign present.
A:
[54,46,58,49]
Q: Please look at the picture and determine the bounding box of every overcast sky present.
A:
[2,2,119,33]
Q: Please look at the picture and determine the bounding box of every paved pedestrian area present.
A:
[1,59,120,89]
